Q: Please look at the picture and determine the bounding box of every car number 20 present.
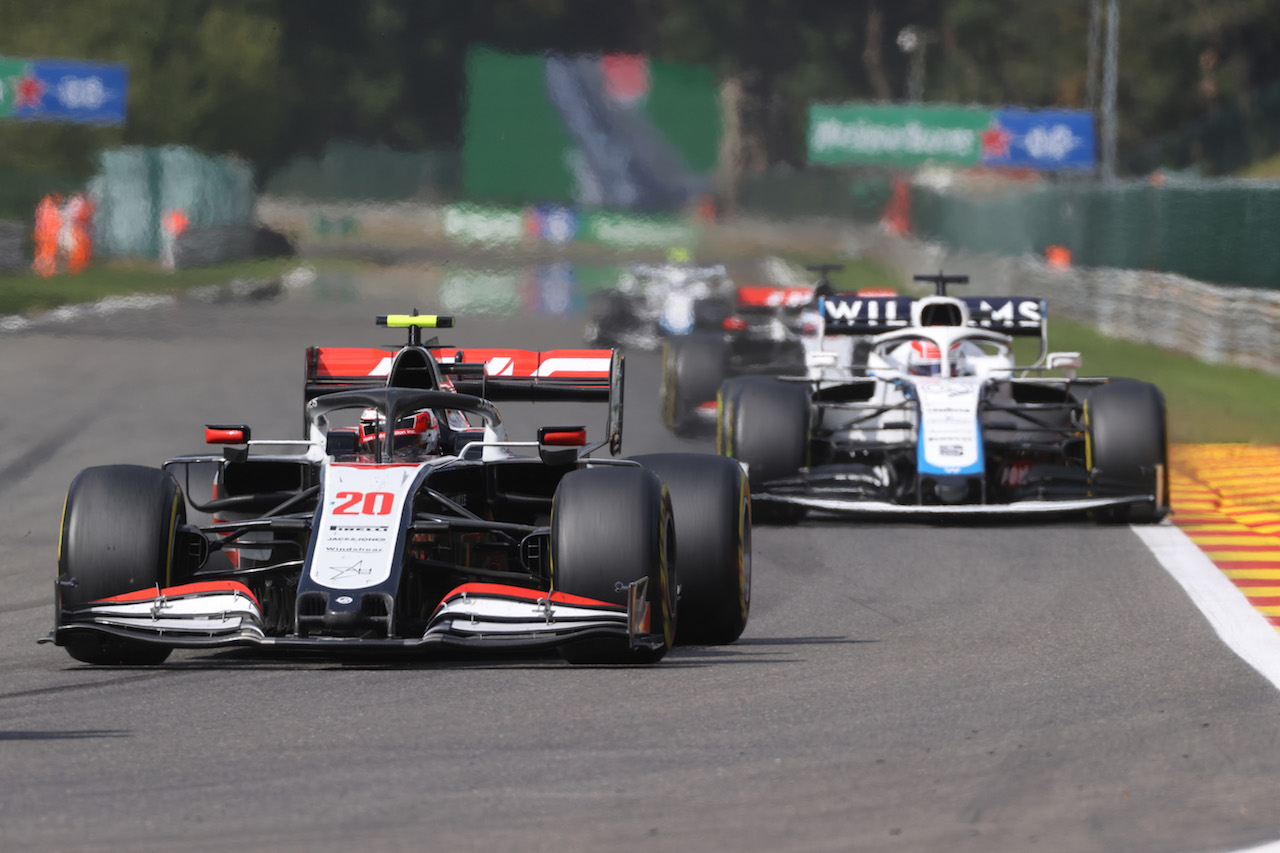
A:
[334,491,395,515]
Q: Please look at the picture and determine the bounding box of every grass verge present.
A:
[0,258,306,316]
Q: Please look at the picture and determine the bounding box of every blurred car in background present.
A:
[583,258,734,350]
[660,263,897,435]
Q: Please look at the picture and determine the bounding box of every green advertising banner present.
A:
[462,48,720,211]
[580,210,700,250]
[441,203,525,245]
[808,104,992,167]
[0,59,28,116]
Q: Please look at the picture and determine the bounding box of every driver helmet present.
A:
[907,340,943,376]
[359,408,441,461]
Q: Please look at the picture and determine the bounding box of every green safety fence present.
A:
[907,180,1280,290]
[264,140,461,201]
[90,145,255,259]
[737,167,1280,290]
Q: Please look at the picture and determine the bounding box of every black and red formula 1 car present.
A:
[660,263,897,435]
[47,314,750,666]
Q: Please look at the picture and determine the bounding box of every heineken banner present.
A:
[0,58,128,124]
[808,104,1095,172]
[462,48,720,211]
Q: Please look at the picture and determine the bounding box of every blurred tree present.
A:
[0,0,1277,181]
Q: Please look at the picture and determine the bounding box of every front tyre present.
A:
[632,453,751,645]
[1085,379,1170,524]
[551,466,676,664]
[57,465,185,665]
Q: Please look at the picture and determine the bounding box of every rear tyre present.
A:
[58,465,184,665]
[632,454,751,645]
[661,332,727,435]
[584,290,633,347]
[551,467,676,664]
[1085,380,1170,524]
[693,295,734,331]
[718,377,810,525]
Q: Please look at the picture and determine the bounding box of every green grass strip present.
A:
[0,259,303,316]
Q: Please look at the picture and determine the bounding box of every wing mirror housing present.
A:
[538,425,586,466]
[206,424,250,444]
[325,428,359,458]
[1046,351,1082,379]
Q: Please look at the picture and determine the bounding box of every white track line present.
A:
[1133,523,1280,853]
[1133,523,1280,692]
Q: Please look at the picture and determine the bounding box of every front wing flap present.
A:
[751,490,1156,517]
[750,467,1159,518]
[47,579,662,654]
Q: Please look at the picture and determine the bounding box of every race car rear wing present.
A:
[820,295,1047,338]
[304,314,625,455]
[437,346,628,455]
[736,285,814,310]
[304,345,617,402]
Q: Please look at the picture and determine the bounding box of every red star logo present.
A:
[981,122,1012,159]
[14,74,44,109]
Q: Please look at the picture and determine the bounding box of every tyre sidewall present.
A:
[632,453,750,645]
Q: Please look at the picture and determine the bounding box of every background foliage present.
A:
[0,0,1278,181]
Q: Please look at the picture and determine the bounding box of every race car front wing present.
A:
[751,490,1157,517]
[45,578,662,654]
[749,467,1160,517]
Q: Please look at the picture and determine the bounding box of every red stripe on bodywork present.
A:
[96,581,260,609]
[736,285,812,308]
[435,582,622,611]
[434,348,611,378]
[312,347,390,378]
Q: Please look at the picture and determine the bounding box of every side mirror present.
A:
[325,429,359,458]
[206,424,250,444]
[538,425,586,467]
[1046,351,1082,379]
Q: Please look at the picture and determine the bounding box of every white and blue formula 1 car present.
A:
[583,261,735,350]
[47,314,750,666]
[717,273,1169,523]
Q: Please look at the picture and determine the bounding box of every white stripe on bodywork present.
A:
[534,357,611,377]
[426,593,626,636]
[485,357,514,376]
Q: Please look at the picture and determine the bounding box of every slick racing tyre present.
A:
[584,289,633,347]
[1084,379,1170,524]
[692,296,734,331]
[57,465,186,665]
[718,376,809,524]
[632,453,751,645]
[661,332,727,435]
[551,466,676,664]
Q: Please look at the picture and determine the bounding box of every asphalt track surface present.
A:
[2,267,1280,853]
